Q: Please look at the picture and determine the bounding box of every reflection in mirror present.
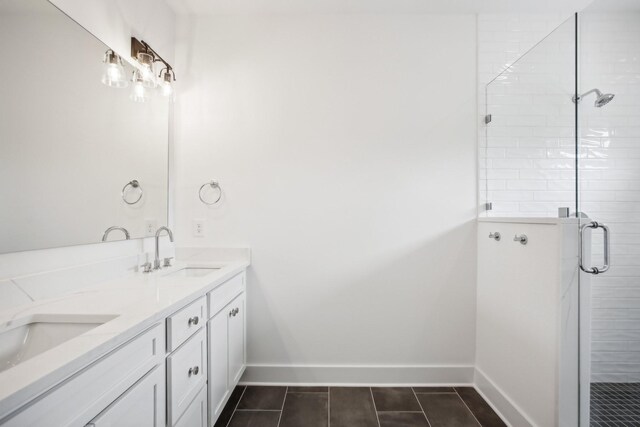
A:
[0,0,170,254]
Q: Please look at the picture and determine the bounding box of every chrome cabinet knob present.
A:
[188,316,199,326]
[229,308,239,317]
[188,366,200,376]
[489,232,501,241]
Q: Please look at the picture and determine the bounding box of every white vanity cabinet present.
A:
[0,268,248,427]
[207,272,247,425]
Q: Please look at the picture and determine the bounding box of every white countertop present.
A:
[0,258,249,418]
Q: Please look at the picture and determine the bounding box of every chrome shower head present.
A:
[594,91,615,108]
[573,88,615,108]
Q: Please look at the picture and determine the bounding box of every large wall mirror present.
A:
[0,0,170,254]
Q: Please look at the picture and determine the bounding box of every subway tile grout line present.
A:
[276,386,288,427]
[369,387,382,427]
[454,388,482,427]
[411,387,433,427]
[225,386,247,427]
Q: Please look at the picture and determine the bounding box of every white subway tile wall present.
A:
[580,11,640,383]
[478,11,640,382]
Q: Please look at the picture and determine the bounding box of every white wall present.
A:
[0,0,175,286]
[174,14,478,380]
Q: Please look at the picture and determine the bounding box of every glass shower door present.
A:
[578,2,640,425]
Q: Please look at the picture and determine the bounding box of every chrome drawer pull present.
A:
[188,366,200,377]
[188,316,199,326]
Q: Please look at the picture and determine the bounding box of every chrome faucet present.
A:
[102,226,130,242]
[154,226,174,270]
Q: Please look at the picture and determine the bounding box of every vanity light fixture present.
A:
[101,49,128,88]
[131,37,176,98]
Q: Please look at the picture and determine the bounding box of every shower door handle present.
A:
[579,221,610,275]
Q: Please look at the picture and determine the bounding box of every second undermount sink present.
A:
[0,314,117,373]
[164,267,221,278]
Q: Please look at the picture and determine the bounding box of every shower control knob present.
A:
[514,234,528,245]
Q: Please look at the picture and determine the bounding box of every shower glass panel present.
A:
[482,17,577,218]
[578,1,640,425]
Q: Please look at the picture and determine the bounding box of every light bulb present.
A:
[160,81,173,97]
[101,50,128,88]
[130,70,150,102]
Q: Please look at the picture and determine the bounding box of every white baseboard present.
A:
[474,368,535,427]
[239,364,474,386]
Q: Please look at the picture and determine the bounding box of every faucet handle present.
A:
[141,262,153,273]
[163,257,174,267]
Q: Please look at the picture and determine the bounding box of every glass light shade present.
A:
[158,72,174,99]
[136,52,156,88]
[101,50,128,88]
[130,70,150,102]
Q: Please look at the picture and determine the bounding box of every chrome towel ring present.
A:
[199,180,222,205]
[122,180,143,205]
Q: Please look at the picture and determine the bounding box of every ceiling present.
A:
[165,0,595,16]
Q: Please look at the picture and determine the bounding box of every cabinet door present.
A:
[167,328,207,426]
[87,364,165,427]
[228,292,246,386]
[174,385,207,427]
[208,309,229,423]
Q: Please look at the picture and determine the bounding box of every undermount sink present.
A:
[0,314,117,373]
[164,267,221,278]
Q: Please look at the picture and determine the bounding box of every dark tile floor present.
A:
[591,382,640,427]
[215,386,506,427]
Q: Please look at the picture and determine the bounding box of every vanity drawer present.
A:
[167,328,207,426]
[167,296,206,352]
[1,323,164,427]
[207,272,245,318]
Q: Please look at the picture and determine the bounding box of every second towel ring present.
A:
[199,181,222,205]
[122,180,143,205]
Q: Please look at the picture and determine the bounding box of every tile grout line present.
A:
[328,387,331,427]
[411,387,433,427]
[225,386,248,427]
[454,388,482,427]
[369,387,382,427]
[276,386,288,427]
